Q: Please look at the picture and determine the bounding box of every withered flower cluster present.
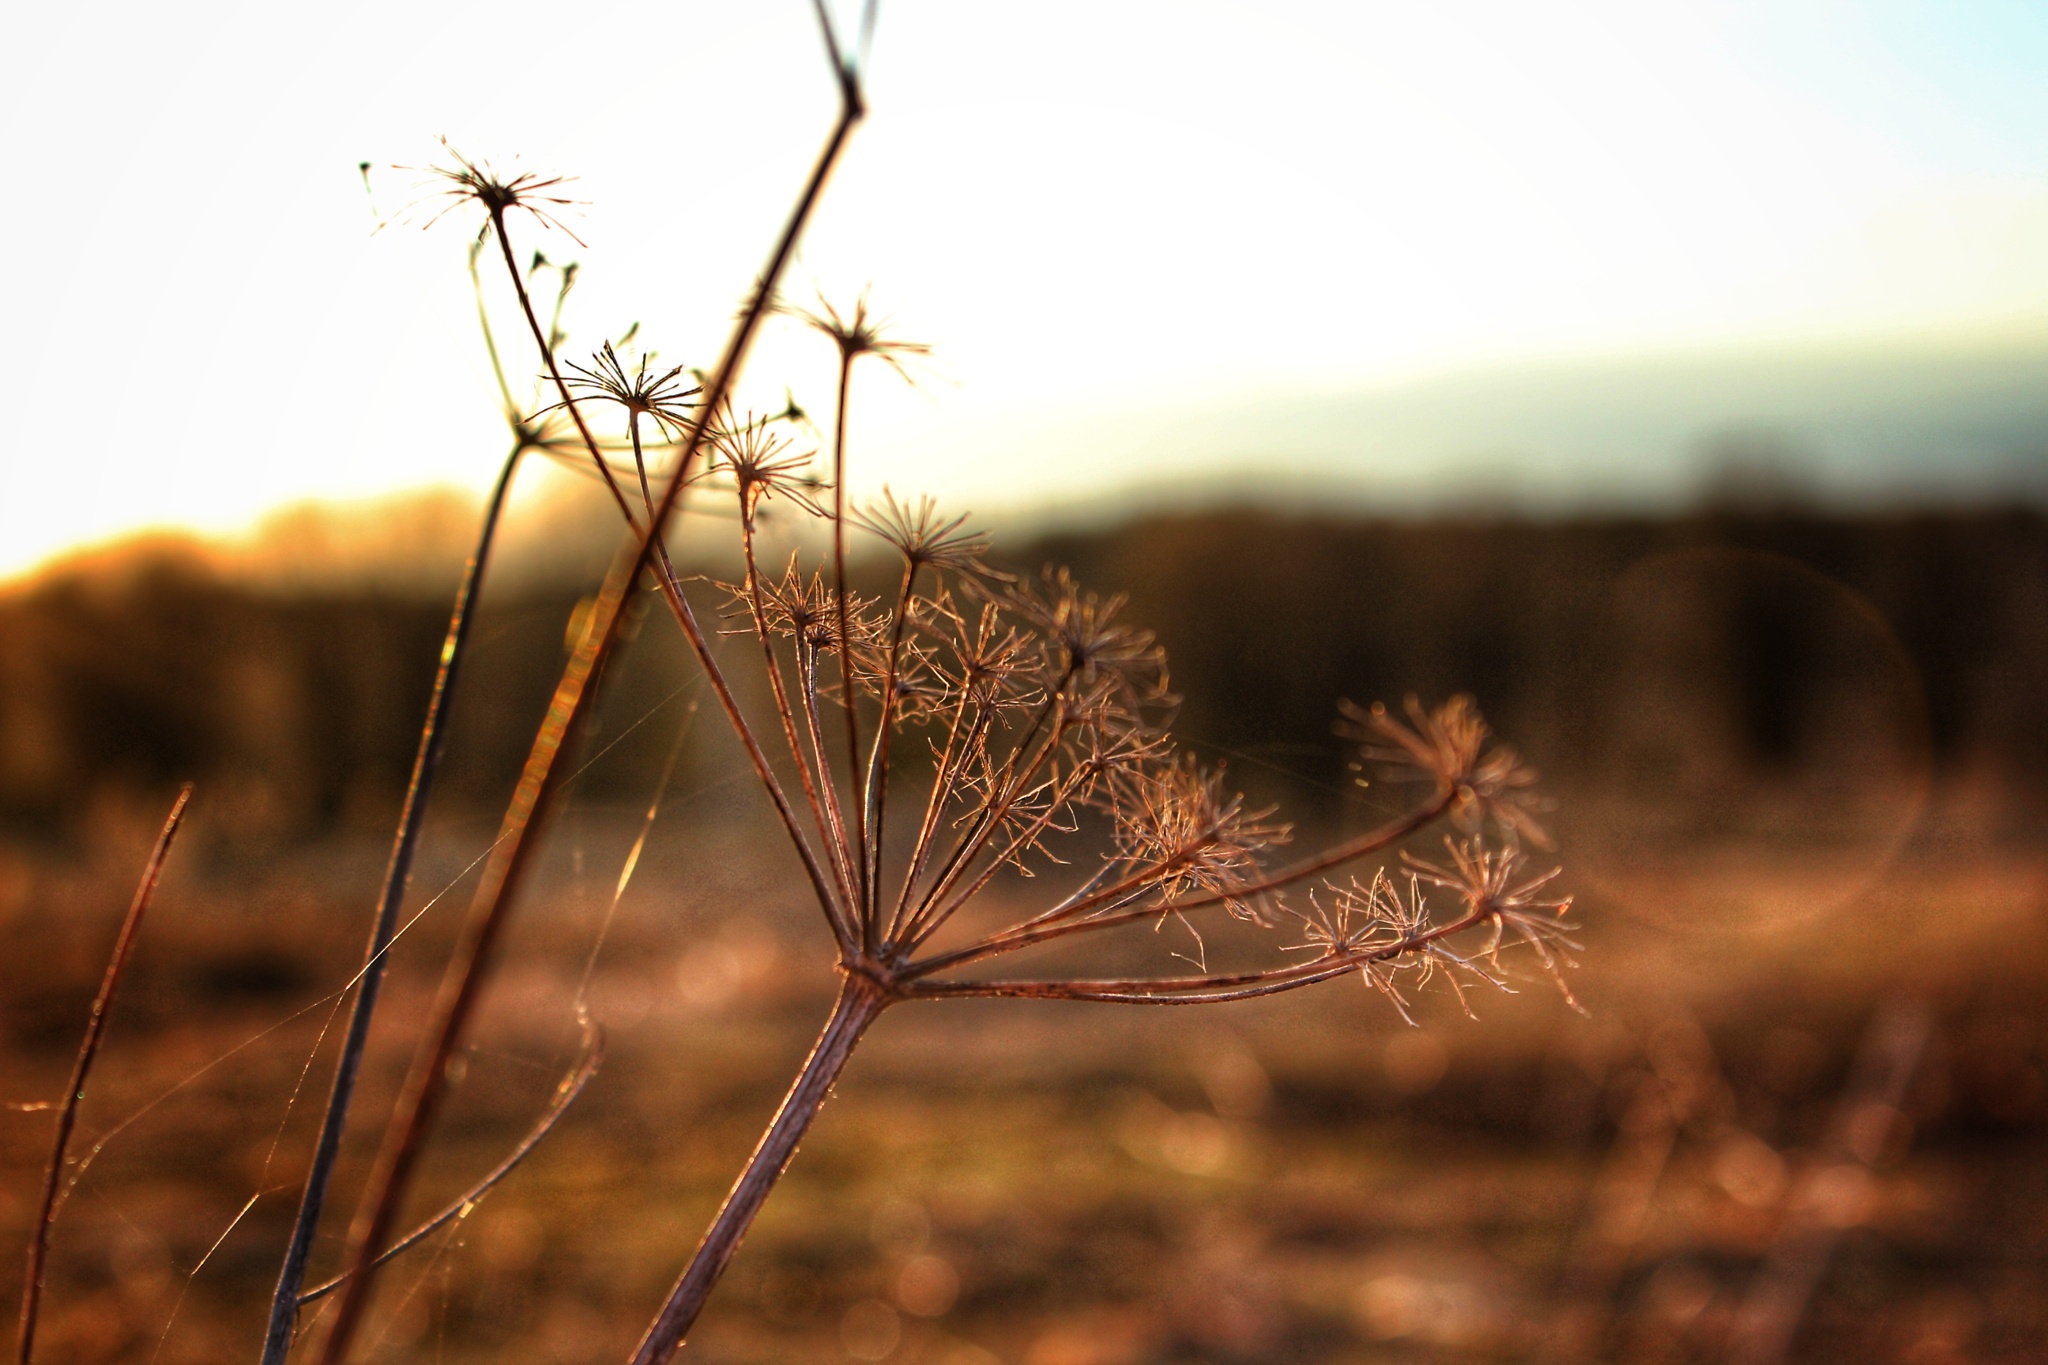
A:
[528,301,1581,1364]
[240,20,1581,1362]
[624,346,1582,1018]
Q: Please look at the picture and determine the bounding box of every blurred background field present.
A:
[2,500,2043,1363]
[12,5,2048,1361]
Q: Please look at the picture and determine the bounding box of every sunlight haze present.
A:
[5,0,2048,578]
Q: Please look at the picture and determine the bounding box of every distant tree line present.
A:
[2,507,2042,846]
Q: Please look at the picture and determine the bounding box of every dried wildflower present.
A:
[705,409,819,515]
[1001,568,1171,707]
[922,599,1042,713]
[319,77,1581,1364]
[845,626,949,716]
[853,491,992,576]
[1063,723,1171,802]
[555,341,701,440]
[1291,872,1435,1021]
[1109,756,1290,920]
[404,139,584,244]
[1406,838,1579,1009]
[722,557,880,656]
[777,287,930,378]
[1341,694,1549,846]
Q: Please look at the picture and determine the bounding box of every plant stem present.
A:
[494,210,639,529]
[18,784,191,1365]
[313,92,863,1365]
[257,447,524,1365]
[829,351,866,930]
[630,975,887,1365]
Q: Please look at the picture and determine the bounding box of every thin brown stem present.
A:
[646,564,853,948]
[884,690,983,945]
[904,792,1452,980]
[903,759,1094,954]
[260,444,527,1365]
[492,209,639,529]
[314,90,863,1365]
[897,678,1073,945]
[831,350,865,916]
[630,975,887,1365]
[904,903,1488,1006]
[18,784,191,1365]
[629,414,656,520]
[860,561,925,932]
[740,507,858,917]
[794,641,864,942]
[899,700,1074,948]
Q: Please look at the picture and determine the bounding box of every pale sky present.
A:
[6,1,2048,579]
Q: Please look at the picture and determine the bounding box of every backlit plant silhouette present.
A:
[16,8,1580,1365]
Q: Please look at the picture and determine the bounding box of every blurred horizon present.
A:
[7,0,2048,581]
[11,323,2048,590]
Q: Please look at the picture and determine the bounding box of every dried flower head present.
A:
[704,409,819,515]
[1341,695,1549,846]
[1001,568,1171,708]
[722,557,881,657]
[778,288,930,379]
[1406,838,1579,1010]
[1290,871,1450,1023]
[922,599,1042,713]
[853,492,992,577]
[404,139,584,244]
[1110,756,1290,920]
[555,341,701,440]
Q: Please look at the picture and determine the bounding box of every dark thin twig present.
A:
[17,784,192,1365]
[313,69,865,1365]
[257,441,527,1365]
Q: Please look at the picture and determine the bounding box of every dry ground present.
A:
[2,799,2043,1365]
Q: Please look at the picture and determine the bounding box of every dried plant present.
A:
[19,6,1581,1363]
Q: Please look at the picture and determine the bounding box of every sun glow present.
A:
[6,0,2048,579]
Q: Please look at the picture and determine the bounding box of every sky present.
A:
[6,0,2048,579]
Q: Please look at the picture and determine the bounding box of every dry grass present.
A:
[2,813,2043,1361]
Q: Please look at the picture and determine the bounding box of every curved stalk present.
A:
[630,976,887,1365]
[295,1019,602,1307]
[493,208,639,529]
[17,786,190,1365]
